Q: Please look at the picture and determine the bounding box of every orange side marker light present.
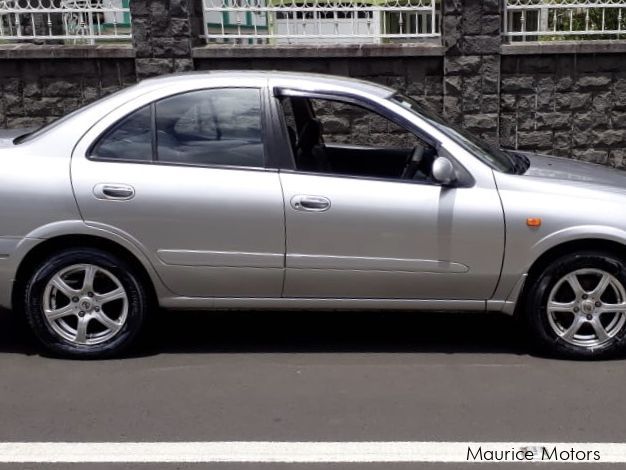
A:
[527,217,542,228]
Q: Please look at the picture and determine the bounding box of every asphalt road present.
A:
[1,308,626,469]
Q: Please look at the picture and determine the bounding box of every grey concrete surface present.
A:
[0,308,625,468]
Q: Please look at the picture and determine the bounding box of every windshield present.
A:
[390,93,517,174]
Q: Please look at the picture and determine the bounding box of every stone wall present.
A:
[0,55,136,129]
[2,0,626,168]
[500,53,626,167]
[310,99,423,148]
[443,0,501,144]
[130,0,198,78]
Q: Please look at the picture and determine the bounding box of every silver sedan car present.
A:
[1,71,625,359]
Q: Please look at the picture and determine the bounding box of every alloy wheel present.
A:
[547,268,626,348]
[42,264,129,346]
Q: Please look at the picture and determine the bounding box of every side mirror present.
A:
[431,156,457,186]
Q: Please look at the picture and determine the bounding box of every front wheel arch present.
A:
[523,250,626,358]
[514,238,626,319]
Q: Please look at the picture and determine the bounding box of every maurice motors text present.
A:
[467,446,601,462]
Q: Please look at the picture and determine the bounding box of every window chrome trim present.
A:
[82,156,278,174]
[279,168,449,188]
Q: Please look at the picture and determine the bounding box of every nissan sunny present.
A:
[1,71,625,359]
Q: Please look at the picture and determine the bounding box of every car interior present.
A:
[154,90,265,167]
[280,96,438,181]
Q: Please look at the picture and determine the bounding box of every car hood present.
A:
[0,128,35,147]
[520,151,626,189]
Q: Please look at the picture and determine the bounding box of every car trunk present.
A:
[0,129,36,148]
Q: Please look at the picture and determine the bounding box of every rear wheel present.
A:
[23,248,149,359]
[525,251,626,359]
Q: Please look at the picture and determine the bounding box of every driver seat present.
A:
[295,119,330,172]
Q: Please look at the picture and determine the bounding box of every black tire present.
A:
[525,250,626,359]
[23,247,149,359]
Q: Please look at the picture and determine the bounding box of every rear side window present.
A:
[90,105,152,161]
[156,88,264,167]
[90,88,264,168]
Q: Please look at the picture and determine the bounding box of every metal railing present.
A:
[504,0,626,41]
[0,0,131,44]
[201,0,440,44]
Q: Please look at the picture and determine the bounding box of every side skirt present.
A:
[159,297,491,312]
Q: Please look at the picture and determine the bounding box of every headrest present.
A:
[411,144,425,163]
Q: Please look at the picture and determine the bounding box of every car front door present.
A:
[71,85,285,298]
[273,90,505,301]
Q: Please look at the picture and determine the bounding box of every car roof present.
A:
[138,70,395,98]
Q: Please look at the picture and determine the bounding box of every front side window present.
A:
[91,88,265,169]
[279,96,437,182]
[155,88,264,167]
[391,93,518,174]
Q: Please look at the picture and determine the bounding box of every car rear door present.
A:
[71,82,285,298]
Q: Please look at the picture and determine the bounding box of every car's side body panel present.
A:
[0,142,79,238]
[159,296,486,311]
[492,168,626,313]
[0,72,525,312]
[279,171,505,300]
[0,129,84,309]
[266,78,506,301]
[70,76,286,299]
[73,162,286,298]
[0,220,176,310]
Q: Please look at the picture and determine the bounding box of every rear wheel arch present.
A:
[12,235,157,314]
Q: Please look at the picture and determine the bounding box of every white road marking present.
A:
[0,442,621,463]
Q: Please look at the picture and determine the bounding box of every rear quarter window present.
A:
[90,105,152,162]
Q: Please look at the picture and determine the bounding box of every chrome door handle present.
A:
[291,195,331,212]
[93,184,135,201]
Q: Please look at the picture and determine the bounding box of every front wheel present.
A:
[23,248,149,359]
[525,251,626,359]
